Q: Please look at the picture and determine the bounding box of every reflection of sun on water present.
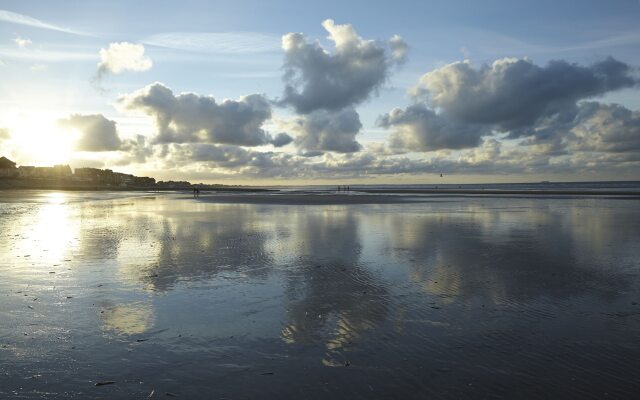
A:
[30,199,79,263]
[43,192,67,204]
[8,194,80,267]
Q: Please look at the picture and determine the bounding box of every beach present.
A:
[1,190,640,399]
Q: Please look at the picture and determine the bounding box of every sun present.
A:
[7,110,79,166]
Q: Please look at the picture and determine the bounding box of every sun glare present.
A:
[9,111,79,166]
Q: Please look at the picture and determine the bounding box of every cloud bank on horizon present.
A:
[1,8,639,182]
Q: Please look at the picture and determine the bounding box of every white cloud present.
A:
[29,64,47,72]
[13,36,31,48]
[96,42,152,77]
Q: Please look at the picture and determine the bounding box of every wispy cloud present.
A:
[29,64,47,72]
[462,27,640,57]
[0,45,96,62]
[0,9,87,35]
[142,32,280,54]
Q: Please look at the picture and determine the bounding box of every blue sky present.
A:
[1,0,639,183]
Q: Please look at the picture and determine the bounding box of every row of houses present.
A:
[0,156,156,187]
[74,167,156,186]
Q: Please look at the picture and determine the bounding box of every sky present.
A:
[0,0,639,184]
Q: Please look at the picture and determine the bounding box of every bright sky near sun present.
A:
[0,0,639,184]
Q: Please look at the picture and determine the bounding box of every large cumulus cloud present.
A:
[280,19,407,114]
[119,82,288,147]
[288,108,363,153]
[381,56,638,153]
[566,102,640,153]
[412,57,636,131]
[58,114,123,152]
[379,105,490,151]
[277,20,406,154]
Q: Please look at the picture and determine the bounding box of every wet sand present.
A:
[356,187,640,197]
[198,191,640,205]
[1,191,640,399]
[197,193,429,204]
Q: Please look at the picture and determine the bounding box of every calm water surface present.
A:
[1,191,639,399]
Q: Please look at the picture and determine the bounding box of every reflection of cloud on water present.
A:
[279,207,390,364]
[115,203,276,291]
[100,301,154,336]
[388,200,636,303]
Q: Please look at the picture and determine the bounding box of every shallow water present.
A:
[1,191,639,399]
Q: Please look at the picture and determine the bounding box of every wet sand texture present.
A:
[1,192,640,399]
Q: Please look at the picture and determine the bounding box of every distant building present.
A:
[74,167,117,185]
[2,158,165,188]
[33,167,55,179]
[53,164,72,178]
[0,156,18,178]
[157,180,192,189]
[133,176,156,186]
[18,166,36,178]
[74,167,101,182]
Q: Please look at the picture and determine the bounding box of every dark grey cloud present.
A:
[271,132,294,147]
[300,151,324,158]
[378,104,490,151]
[567,102,640,153]
[166,143,300,176]
[119,82,282,147]
[413,57,636,131]
[291,108,362,153]
[189,143,252,167]
[58,114,122,152]
[381,56,639,154]
[280,19,407,114]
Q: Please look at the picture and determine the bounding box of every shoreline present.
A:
[1,186,639,203]
[195,191,640,205]
[356,188,640,196]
